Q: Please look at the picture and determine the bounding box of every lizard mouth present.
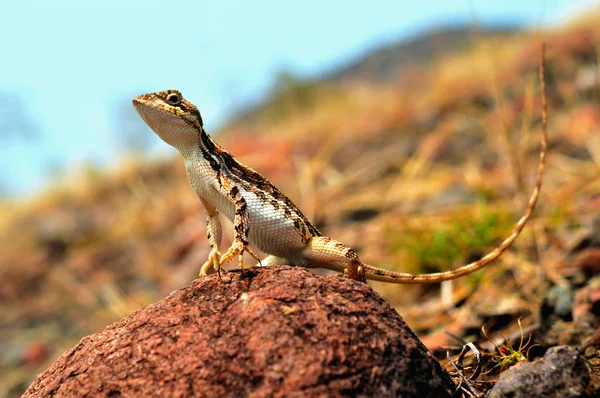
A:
[131,97,154,124]
[132,95,151,109]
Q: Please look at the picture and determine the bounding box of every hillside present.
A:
[324,24,518,83]
[1,18,600,397]
[229,25,517,128]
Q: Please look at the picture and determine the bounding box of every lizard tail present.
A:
[363,44,548,285]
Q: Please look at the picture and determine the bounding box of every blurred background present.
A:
[2,1,600,396]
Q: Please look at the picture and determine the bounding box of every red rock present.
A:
[23,265,454,397]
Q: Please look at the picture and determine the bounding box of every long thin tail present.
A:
[364,44,548,284]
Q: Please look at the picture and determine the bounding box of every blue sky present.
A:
[0,0,598,196]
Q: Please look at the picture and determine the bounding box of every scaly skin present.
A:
[132,52,547,283]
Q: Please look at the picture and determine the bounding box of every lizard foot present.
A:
[199,249,223,277]
[219,240,261,271]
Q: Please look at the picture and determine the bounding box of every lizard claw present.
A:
[220,240,261,271]
[199,249,223,277]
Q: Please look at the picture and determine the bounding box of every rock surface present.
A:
[489,345,591,398]
[23,265,454,397]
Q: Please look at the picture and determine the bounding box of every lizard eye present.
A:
[166,92,181,106]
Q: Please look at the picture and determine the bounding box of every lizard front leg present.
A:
[218,186,261,271]
[199,198,224,277]
[300,236,366,282]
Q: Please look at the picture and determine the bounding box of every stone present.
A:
[24,265,454,398]
[489,345,591,398]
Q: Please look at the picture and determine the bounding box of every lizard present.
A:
[132,54,547,284]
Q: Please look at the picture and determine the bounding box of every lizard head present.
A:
[133,90,204,151]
